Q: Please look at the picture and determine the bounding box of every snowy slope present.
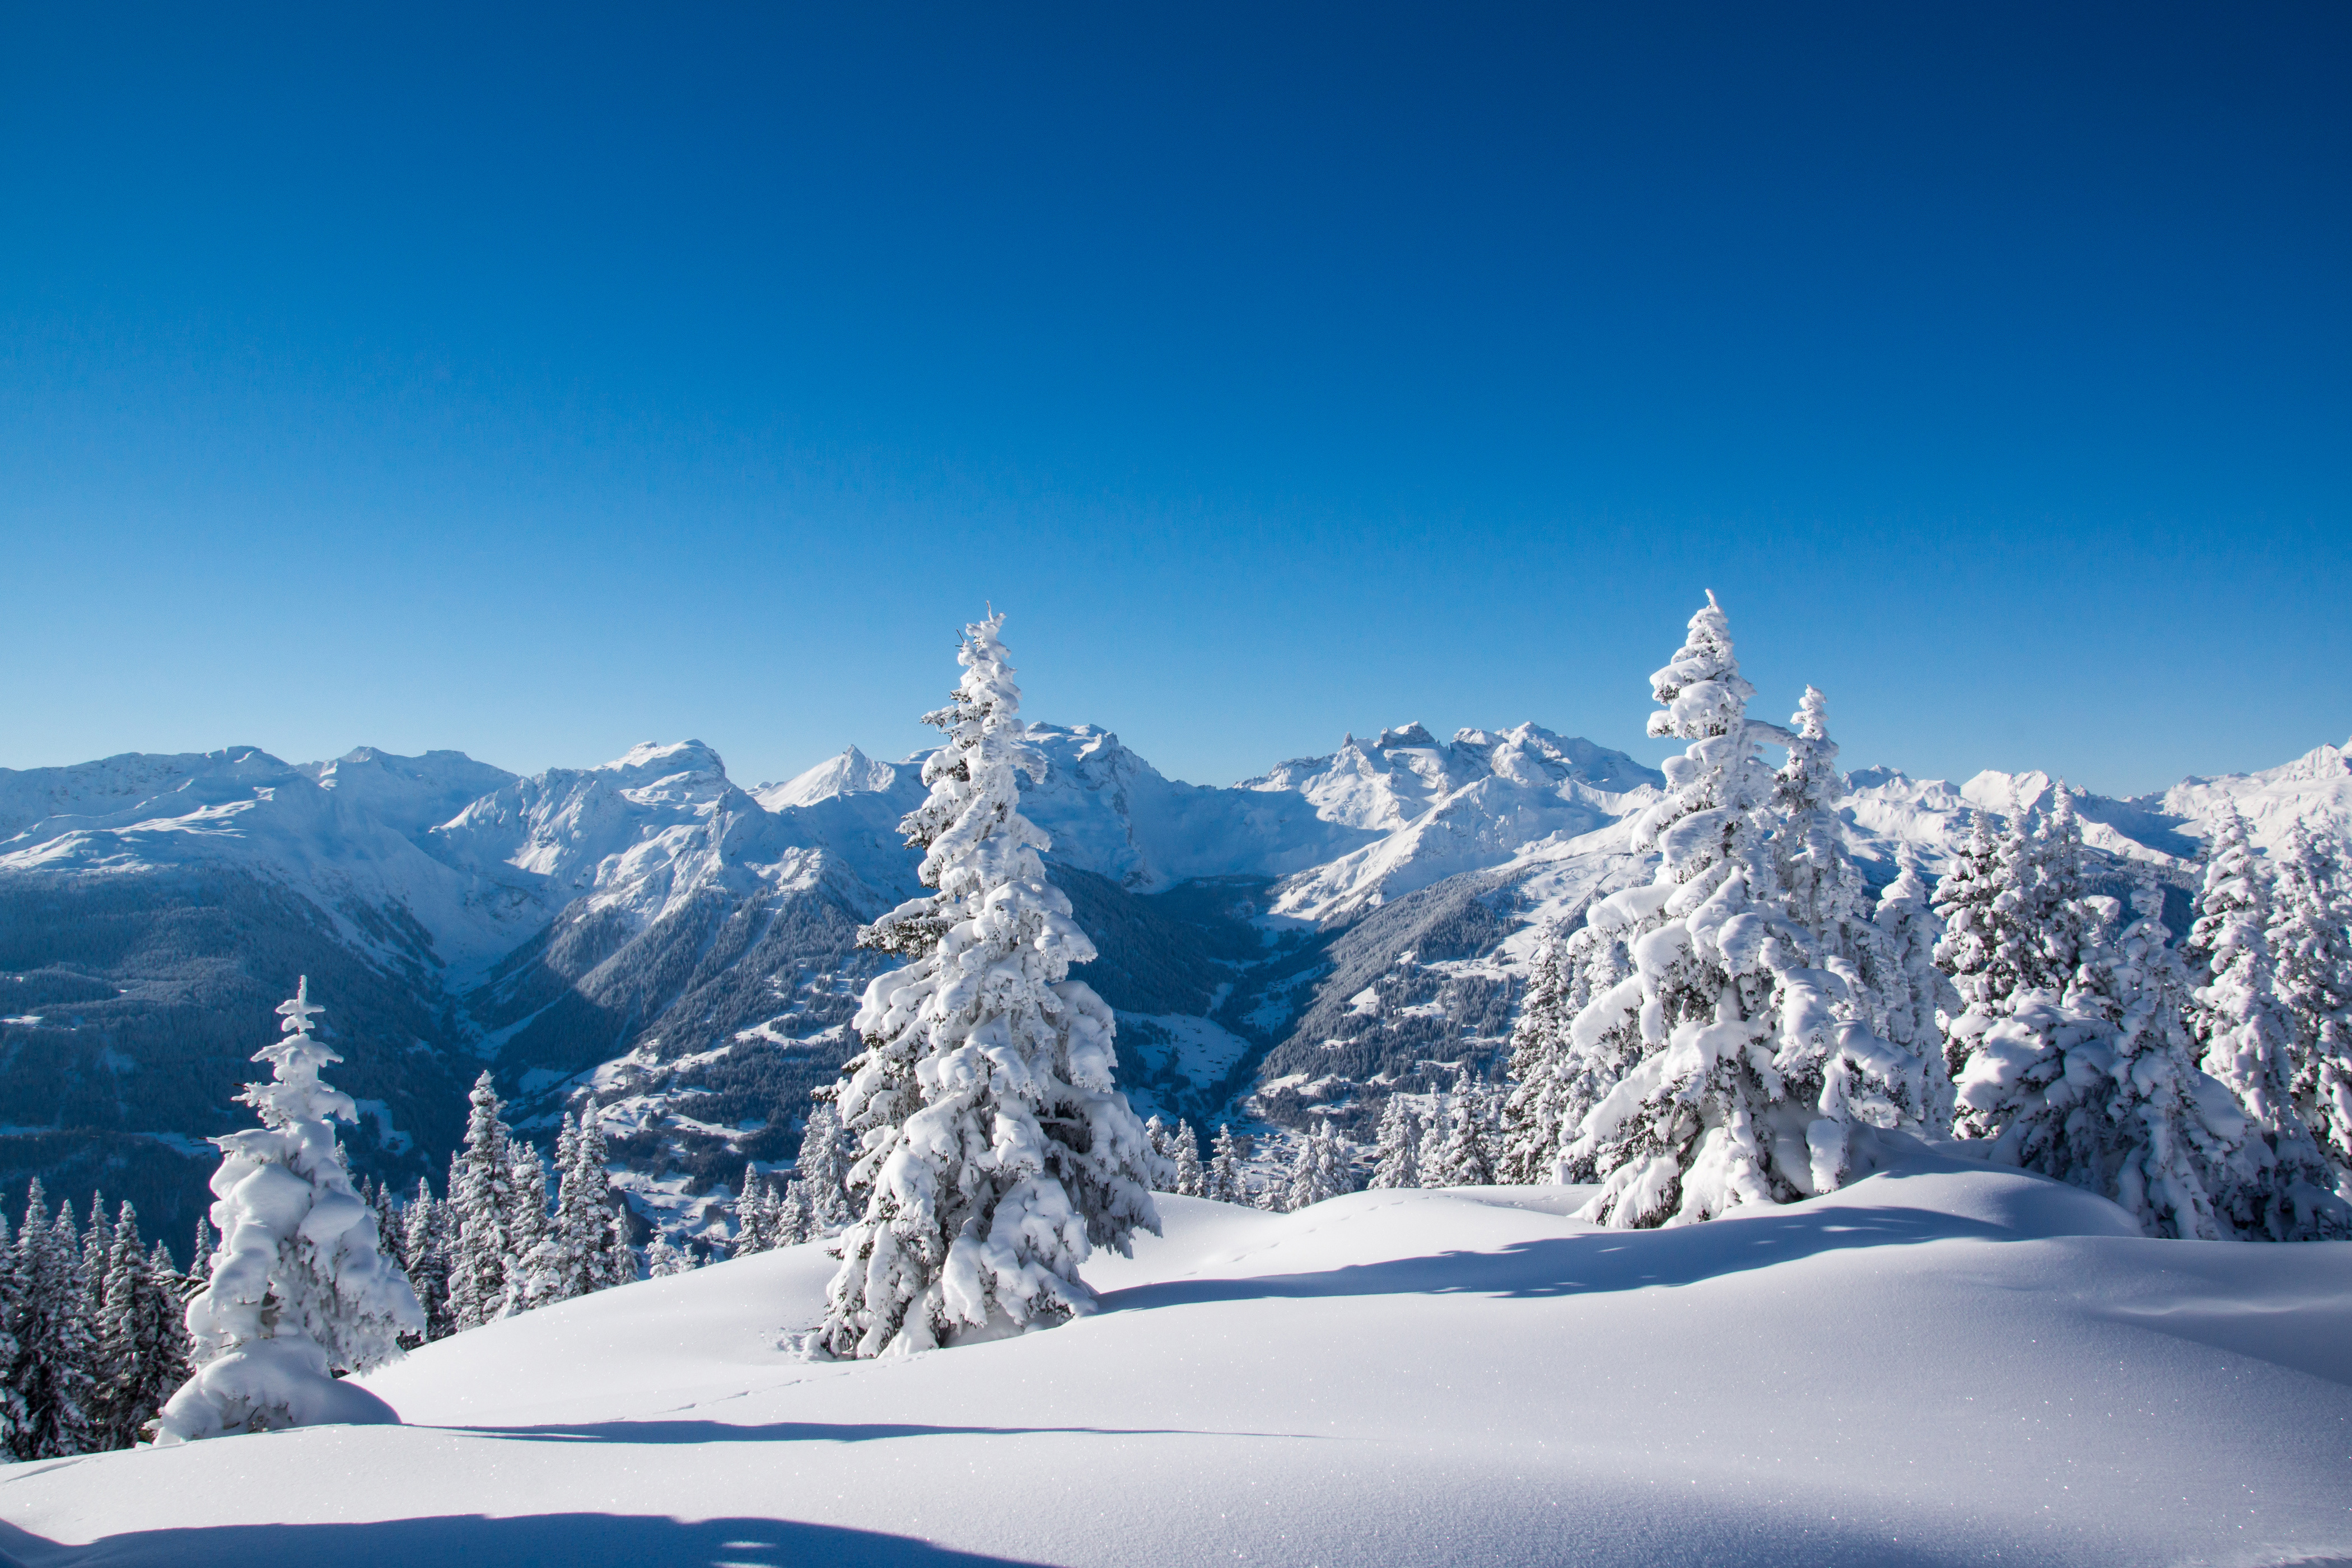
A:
[8,1144,2349,1567]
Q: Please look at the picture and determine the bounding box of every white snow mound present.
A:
[5,1144,2349,1567]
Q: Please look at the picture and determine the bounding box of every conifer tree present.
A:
[445,1071,516,1332]
[1498,934,1575,1184]
[1872,843,1961,1130]
[0,1212,23,1459]
[498,1141,550,1317]
[821,614,1159,1357]
[645,1236,697,1277]
[1428,1088,1497,1187]
[793,1102,854,1231]
[1206,1124,1245,1205]
[402,1178,454,1341]
[1370,1096,1423,1189]
[1143,1115,1175,1191]
[93,1203,191,1449]
[2185,810,2348,1239]
[155,979,423,1442]
[1172,1120,1205,1198]
[187,1216,213,1291]
[1561,597,1927,1226]
[8,1182,95,1459]
[79,1198,111,1320]
[367,1178,407,1276]
[2267,819,2352,1180]
[1278,1122,1352,1210]
[773,1179,814,1246]
[1931,813,2009,1078]
[595,1200,638,1289]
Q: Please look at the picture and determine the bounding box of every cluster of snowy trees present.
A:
[1365,1079,1503,1193]
[22,974,668,1448]
[0,1180,195,1458]
[1501,592,2352,1240]
[727,1103,856,1254]
[1931,796,2350,1240]
[390,1072,637,1338]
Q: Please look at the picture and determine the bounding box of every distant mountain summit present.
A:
[4,720,2346,1250]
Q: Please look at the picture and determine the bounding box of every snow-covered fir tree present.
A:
[92,1203,192,1449]
[1369,1096,1423,1189]
[1206,1124,1245,1204]
[0,1212,23,1459]
[8,1182,95,1460]
[1497,932,1575,1184]
[1558,596,1928,1227]
[820,614,1159,1357]
[645,1236,698,1277]
[1771,685,1861,958]
[793,1101,854,1232]
[2185,809,2347,1239]
[1952,867,2248,1238]
[402,1179,454,1341]
[1171,1120,1204,1198]
[155,979,423,1443]
[773,1179,815,1248]
[445,1071,517,1333]
[1931,812,2009,1076]
[732,1169,778,1256]
[186,1216,213,1291]
[1280,1122,1352,1210]
[2267,819,2352,1181]
[498,1140,550,1318]
[1871,842,1960,1130]
[1427,1085,1497,1188]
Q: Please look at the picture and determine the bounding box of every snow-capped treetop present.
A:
[899,612,1054,907]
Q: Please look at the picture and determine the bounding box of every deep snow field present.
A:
[5,1145,2349,1567]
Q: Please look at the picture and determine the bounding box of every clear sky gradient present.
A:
[4,3,2346,796]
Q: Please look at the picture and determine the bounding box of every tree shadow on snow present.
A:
[0,1512,1049,1568]
[435,1418,1296,1445]
[1101,1204,2014,1313]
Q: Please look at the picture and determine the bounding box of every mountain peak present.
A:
[758,746,901,810]
[601,741,729,781]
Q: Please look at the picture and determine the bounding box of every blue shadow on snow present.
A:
[0,1513,1048,1568]
[1100,1202,2013,1312]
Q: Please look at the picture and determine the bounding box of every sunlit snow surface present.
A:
[6,1145,2349,1567]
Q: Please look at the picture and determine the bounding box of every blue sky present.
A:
[4,3,2346,796]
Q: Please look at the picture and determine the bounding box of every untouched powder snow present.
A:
[5,1144,2349,1567]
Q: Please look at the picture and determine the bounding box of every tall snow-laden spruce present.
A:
[154,979,423,1443]
[1871,843,1960,1131]
[1369,1095,1423,1189]
[2267,819,2352,1183]
[9,1182,95,1459]
[1560,595,1927,1227]
[1206,1124,1245,1204]
[2185,809,2348,1239]
[445,1071,517,1332]
[1497,933,1576,1184]
[820,614,1160,1358]
[93,1203,192,1449]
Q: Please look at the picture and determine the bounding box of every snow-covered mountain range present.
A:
[5,718,2348,1249]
